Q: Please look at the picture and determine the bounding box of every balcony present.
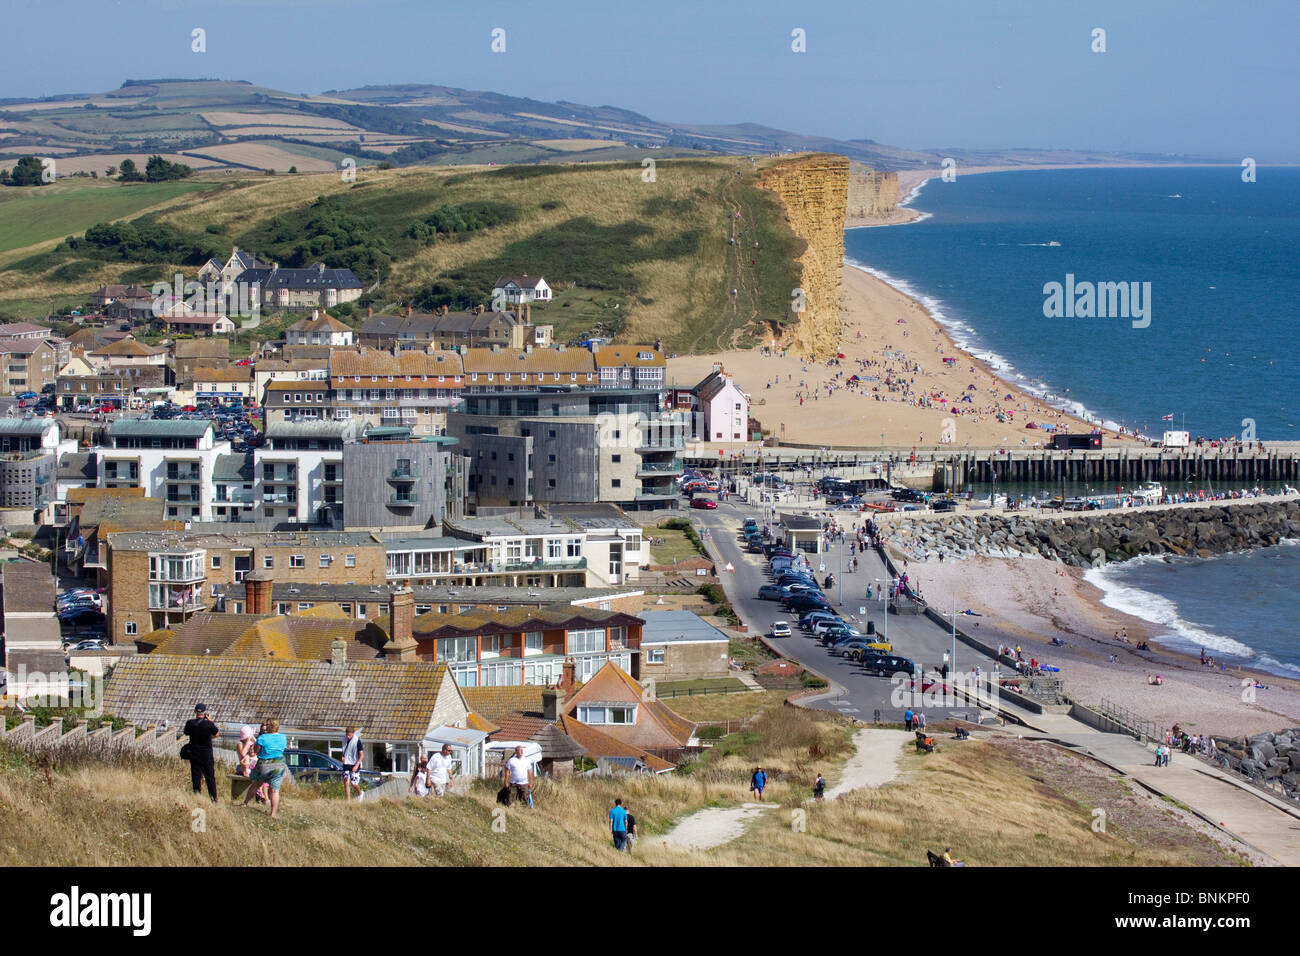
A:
[165,469,202,482]
[636,436,686,451]
[389,494,418,506]
[263,492,296,504]
[217,490,256,504]
[636,460,681,474]
[388,467,419,481]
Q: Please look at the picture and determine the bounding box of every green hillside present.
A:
[0,158,805,352]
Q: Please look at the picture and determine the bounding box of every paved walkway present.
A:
[1018,713,1300,865]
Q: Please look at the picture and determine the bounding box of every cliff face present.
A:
[847,163,899,219]
[756,153,848,356]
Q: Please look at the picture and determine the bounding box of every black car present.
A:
[860,654,917,678]
[891,488,927,503]
[784,594,832,614]
[283,749,383,785]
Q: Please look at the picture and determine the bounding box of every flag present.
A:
[1161,414,1174,421]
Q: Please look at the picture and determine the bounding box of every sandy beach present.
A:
[904,553,1300,738]
[667,264,1133,449]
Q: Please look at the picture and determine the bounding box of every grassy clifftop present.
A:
[0,157,811,353]
[0,709,1245,867]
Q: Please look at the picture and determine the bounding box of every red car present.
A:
[690,498,718,510]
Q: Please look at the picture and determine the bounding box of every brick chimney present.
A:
[542,685,565,721]
[244,570,274,616]
[330,638,348,665]
[367,306,373,318]
[522,302,530,324]
[383,585,417,660]
[559,657,577,693]
[405,305,412,317]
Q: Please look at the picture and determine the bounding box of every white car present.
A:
[771,621,792,638]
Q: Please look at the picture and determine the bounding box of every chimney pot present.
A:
[542,686,565,721]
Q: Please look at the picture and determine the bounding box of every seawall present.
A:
[877,498,1300,567]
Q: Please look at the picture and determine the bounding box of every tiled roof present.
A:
[193,366,252,383]
[1,560,56,614]
[462,684,548,721]
[0,322,51,336]
[330,349,464,379]
[411,605,640,638]
[493,275,547,290]
[102,656,465,741]
[289,314,352,334]
[592,345,665,368]
[90,338,164,357]
[0,417,56,436]
[556,715,675,772]
[461,347,594,375]
[563,661,695,751]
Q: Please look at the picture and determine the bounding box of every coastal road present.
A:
[692,499,1008,723]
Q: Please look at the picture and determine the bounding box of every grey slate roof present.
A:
[108,419,212,440]
[212,453,253,483]
[0,417,57,437]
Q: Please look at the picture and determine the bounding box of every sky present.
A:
[4,0,1298,160]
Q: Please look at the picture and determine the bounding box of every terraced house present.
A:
[407,601,646,686]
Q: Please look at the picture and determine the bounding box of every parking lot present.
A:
[687,489,1006,724]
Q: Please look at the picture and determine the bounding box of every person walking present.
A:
[504,745,533,807]
[813,772,826,802]
[242,718,288,819]
[625,805,639,852]
[609,798,629,851]
[904,708,914,732]
[341,726,365,803]
[409,757,432,797]
[427,743,454,797]
[183,703,219,803]
[750,766,767,801]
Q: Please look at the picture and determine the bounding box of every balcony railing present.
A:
[389,494,418,506]
[389,467,419,481]
[263,492,295,503]
[499,557,587,572]
[637,436,686,451]
[217,490,256,503]
[636,460,681,473]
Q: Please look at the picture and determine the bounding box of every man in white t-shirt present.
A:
[427,743,454,797]
[503,745,533,807]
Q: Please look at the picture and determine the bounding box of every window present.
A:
[647,648,665,664]
[319,554,332,568]
[566,539,582,558]
[567,627,605,654]
[124,621,138,637]
[611,479,621,488]
[263,555,274,569]
[524,631,542,655]
[290,554,305,568]
[578,705,635,725]
[345,554,356,568]
[436,636,476,663]
[612,454,621,463]
[210,555,221,569]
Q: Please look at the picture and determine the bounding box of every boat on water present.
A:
[1046,240,1061,247]
[1132,481,1164,504]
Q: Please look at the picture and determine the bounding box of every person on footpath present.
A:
[183,702,220,802]
[504,745,534,807]
[242,718,289,819]
[813,772,826,802]
[341,726,365,802]
[625,805,639,852]
[427,743,455,797]
[609,798,629,851]
[750,766,767,801]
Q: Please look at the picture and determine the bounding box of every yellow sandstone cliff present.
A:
[756,153,849,357]
[847,163,900,220]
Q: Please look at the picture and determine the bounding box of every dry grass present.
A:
[0,711,1245,867]
[669,690,790,722]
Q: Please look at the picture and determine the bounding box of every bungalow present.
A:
[492,275,552,306]
[101,653,473,776]
[158,313,236,337]
[560,660,697,760]
[637,609,731,681]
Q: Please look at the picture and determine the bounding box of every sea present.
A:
[844,166,1300,675]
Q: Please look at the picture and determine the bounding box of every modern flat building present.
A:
[96,419,232,522]
[0,339,58,396]
[255,418,361,525]
[0,417,73,513]
[104,528,386,642]
[341,427,466,532]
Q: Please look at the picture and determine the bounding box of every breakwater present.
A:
[878,498,1300,567]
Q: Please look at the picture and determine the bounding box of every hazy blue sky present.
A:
[6,0,1298,159]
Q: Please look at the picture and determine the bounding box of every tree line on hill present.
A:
[0,154,192,187]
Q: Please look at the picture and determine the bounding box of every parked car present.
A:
[837,639,894,659]
[67,638,109,652]
[758,584,793,601]
[799,611,841,630]
[690,498,718,510]
[784,594,831,614]
[283,749,383,785]
[860,654,918,677]
[770,621,792,638]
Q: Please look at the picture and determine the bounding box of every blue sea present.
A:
[844,166,1300,674]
